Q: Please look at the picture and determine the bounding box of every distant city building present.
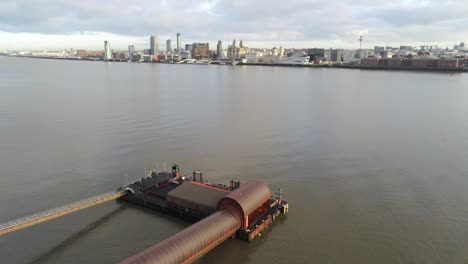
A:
[191,43,210,59]
[150,35,159,55]
[382,50,395,59]
[272,47,278,56]
[180,50,191,60]
[176,33,182,53]
[217,40,223,59]
[128,45,135,59]
[325,49,343,63]
[76,50,86,57]
[399,46,413,51]
[307,48,325,62]
[361,57,462,70]
[144,49,151,55]
[374,46,385,54]
[104,41,112,61]
[355,49,372,60]
[185,44,193,52]
[76,50,104,58]
[245,51,262,63]
[166,39,172,52]
[278,46,284,57]
[342,50,357,63]
[228,40,237,60]
[113,52,121,60]
[459,42,465,51]
[228,39,248,60]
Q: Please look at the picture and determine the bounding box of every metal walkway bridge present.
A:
[0,190,126,236]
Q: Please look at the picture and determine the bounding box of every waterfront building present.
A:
[76,50,104,59]
[142,55,151,62]
[399,46,413,52]
[166,39,172,52]
[158,54,168,61]
[217,40,223,59]
[245,52,262,63]
[261,54,281,63]
[382,50,395,59]
[191,43,210,59]
[120,52,129,60]
[104,41,112,61]
[113,52,121,60]
[76,50,86,57]
[459,42,465,51]
[374,46,385,54]
[361,57,462,70]
[128,45,135,60]
[228,40,237,60]
[150,35,159,55]
[176,33,182,53]
[185,44,193,52]
[272,47,278,56]
[227,39,248,60]
[181,50,191,60]
[324,49,343,63]
[342,50,357,63]
[171,53,181,62]
[307,48,325,62]
[278,46,284,58]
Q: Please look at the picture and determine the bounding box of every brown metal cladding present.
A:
[120,207,241,264]
[218,180,271,217]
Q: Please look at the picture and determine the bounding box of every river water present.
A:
[1,56,468,263]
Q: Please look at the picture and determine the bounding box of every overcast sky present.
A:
[1,0,467,50]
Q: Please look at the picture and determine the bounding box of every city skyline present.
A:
[1,0,468,50]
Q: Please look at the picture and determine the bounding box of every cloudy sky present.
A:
[0,0,467,50]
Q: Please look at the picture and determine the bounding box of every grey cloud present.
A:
[0,0,467,47]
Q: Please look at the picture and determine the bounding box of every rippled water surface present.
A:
[1,56,468,263]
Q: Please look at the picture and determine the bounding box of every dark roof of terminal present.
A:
[167,181,229,210]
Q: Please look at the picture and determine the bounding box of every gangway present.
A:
[0,190,126,236]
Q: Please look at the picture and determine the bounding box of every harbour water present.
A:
[1,56,468,263]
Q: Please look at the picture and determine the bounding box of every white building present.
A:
[176,33,182,53]
[261,54,281,63]
[181,50,191,60]
[342,50,357,63]
[245,52,262,63]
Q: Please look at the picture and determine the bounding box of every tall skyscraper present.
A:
[166,39,172,52]
[128,45,135,60]
[176,33,182,53]
[104,41,112,61]
[150,35,159,55]
[217,40,223,59]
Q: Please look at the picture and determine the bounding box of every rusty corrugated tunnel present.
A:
[121,181,271,264]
